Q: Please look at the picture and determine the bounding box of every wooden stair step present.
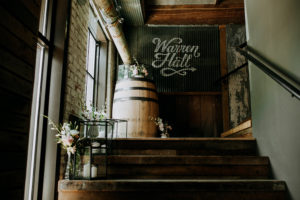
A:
[59,179,286,192]
[59,138,287,200]
[104,155,269,179]
[58,179,287,200]
[110,138,257,156]
[107,155,269,165]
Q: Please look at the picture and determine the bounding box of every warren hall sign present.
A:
[152,37,201,77]
[126,26,220,92]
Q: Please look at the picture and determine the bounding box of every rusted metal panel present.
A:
[226,24,251,128]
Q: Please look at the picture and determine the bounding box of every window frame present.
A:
[85,30,101,108]
[24,0,71,199]
[24,0,52,199]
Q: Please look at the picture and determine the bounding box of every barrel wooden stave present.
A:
[114,90,158,100]
[113,78,159,138]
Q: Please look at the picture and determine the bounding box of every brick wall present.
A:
[60,0,89,179]
[63,0,89,122]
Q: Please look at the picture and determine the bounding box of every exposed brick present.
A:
[61,1,90,180]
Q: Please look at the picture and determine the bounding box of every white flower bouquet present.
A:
[81,103,107,121]
[129,58,148,77]
[150,117,172,138]
[45,117,80,154]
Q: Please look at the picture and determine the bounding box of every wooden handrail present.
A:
[221,119,252,138]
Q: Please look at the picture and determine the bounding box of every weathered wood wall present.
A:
[0,0,41,199]
[159,93,223,137]
[226,25,251,128]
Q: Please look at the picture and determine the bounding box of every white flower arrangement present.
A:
[150,117,172,138]
[129,58,148,77]
[45,116,80,154]
[81,103,107,121]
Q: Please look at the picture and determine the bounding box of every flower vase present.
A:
[64,152,73,179]
[88,124,99,138]
[161,131,169,138]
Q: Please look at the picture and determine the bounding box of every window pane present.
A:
[86,75,94,109]
[87,33,96,77]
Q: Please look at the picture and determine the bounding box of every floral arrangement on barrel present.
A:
[129,58,148,77]
[150,117,172,138]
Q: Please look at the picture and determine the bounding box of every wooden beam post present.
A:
[219,25,230,132]
[146,3,245,25]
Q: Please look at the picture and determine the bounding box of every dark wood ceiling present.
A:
[144,0,245,25]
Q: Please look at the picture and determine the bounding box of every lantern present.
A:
[70,119,127,180]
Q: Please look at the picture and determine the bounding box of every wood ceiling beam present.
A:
[147,0,217,5]
[145,1,244,25]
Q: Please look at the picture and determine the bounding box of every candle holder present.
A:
[70,119,127,180]
[69,119,127,180]
[71,138,108,180]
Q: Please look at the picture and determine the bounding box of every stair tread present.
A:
[112,138,256,141]
[60,179,284,182]
[107,155,269,165]
[59,179,286,192]
[59,138,287,199]
[111,138,257,155]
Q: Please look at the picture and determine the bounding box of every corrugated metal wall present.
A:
[124,26,221,92]
[118,0,144,26]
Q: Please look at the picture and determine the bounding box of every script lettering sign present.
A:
[152,37,200,77]
[125,26,220,92]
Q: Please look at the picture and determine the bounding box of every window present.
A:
[25,0,51,199]
[24,0,70,199]
[86,31,100,109]
[85,5,109,110]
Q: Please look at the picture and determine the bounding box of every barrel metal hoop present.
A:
[113,97,158,103]
[115,87,157,93]
[117,78,155,84]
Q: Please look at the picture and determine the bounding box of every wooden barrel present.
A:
[112,78,159,138]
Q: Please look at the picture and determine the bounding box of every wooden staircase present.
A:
[58,138,287,200]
